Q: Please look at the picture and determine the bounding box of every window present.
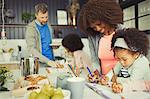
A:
[138,0,150,30]
[123,20,135,28]
[139,15,150,30]
[123,6,135,21]
[138,0,150,17]
[123,6,135,28]
[121,0,150,31]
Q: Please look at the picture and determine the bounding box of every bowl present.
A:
[24,86,71,99]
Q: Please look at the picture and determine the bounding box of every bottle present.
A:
[29,54,34,75]
[17,45,22,61]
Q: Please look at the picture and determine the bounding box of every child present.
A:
[111,28,150,85]
[62,33,92,76]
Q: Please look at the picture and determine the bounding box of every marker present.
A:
[86,67,92,76]
[68,64,77,77]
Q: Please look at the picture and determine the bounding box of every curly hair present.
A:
[35,3,48,14]
[78,0,123,35]
[62,34,84,52]
[111,28,149,55]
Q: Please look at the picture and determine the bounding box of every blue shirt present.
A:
[36,23,54,60]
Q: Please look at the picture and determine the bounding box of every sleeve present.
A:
[25,25,49,63]
[88,36,100,71]
[74,52,81,68]
[74,51,92,69]
[82,52,92,70]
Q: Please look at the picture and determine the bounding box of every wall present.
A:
[0,38,91,61]
[3,0,68,25]
[0,0,87,39]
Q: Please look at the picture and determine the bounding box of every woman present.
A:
[78,0,123,75]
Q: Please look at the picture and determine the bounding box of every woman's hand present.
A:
[100,75,109,85]
[87,73,100,83]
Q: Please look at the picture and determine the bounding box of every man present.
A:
[25,3,57,67]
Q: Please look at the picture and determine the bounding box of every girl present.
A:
[62,33,92,76]
[111,28,150,84]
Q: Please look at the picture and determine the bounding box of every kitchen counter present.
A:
[0,61,20,70]
[0,66,149,99]
[0,61,19,64]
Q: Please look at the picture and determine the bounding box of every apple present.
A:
[35,92,49,99]
[51,88,64,99]
[28,91,38,99]
[51,94,64,99]
[40,84,54,97]
[54,88,64,97]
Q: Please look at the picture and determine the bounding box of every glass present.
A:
[67,77,85,99]
[139,15,150,30]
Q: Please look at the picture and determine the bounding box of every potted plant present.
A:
[0,67,12,91]
[22,12,32,23]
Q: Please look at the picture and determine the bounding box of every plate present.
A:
[50,43,61,49]
[14,74,49,90]
[24,88,71,99]
[50,43,61,46]
[24,74,49,85]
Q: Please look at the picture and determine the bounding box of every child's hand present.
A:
[112,82,123,93]
[47,61,63,68]
[87,73,99,83]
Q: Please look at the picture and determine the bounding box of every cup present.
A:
[3,53,12,61]
[67,77,85,99]
[57,74,70,89]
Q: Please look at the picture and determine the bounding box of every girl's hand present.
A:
[55,62,64,68]
[112,82,123,93]
[47,61,63,68]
